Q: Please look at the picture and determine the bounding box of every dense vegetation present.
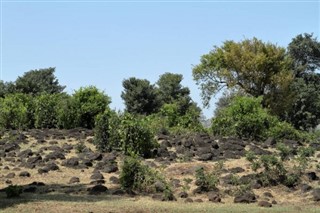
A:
[0,33,319,159]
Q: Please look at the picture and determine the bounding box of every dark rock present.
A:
[82,159,93,167]
[90,172,104,180]
[306,172,319,181]
[88,185,108,195]
[171,179,181,188]
[109,176,119,184]
[312,188,320,201]
[18,149,33,158]
[184,198,193,203]
[24,186,37,193]
[29,181,45,186]
[90,179,106,185]
[300,184,312,193]
[263,192,273,198]
[208,191,221,202]
[258,201,272,208]
[3,166,9,170]
[234,192,256,203]
[4,143,20,152]
[87,152,103,161]
[69,177,80,184]
[62,157,79,168]
[5,173,15,178]
[62,143,73,151]
[198,153,213,161]
[19,171,31,177]
[310,142,320,151]
[249,145,272,155]
[229,167,245,173]
[178,191,188,198]
[101,164,118,173]
[45,151,66,161]
[27,155,42,165]
[45,162,59,171]
[272,200,277,205]
[194,199,203,203]
[5,180,12,184]
[38,168,49,174]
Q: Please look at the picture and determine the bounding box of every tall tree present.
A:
[192,37,293,111]
[288,33,320,77]
[285,33,320,130]
[15,67,65,95]
[156,72,190,104]
[121,77,160,115]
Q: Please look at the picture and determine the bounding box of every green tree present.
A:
[288,33,320,77]
[121,77,160,115]
[34,94,60,129]
[56,94,78,129]
[0,94,30,130]
[285,33,320,130]
[0,81,16,98]
[73,86,111,129]
[15,67,65,95]
[192,38,293,109]
[156,72,190,104]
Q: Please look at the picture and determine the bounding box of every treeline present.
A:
[0,33,319,157]
[0,68,203,132]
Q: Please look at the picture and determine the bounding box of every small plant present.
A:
[276,143,293,161]
[5,185,23,198]
[245,151,257,163]
[182,178,193,192]
[195,167,218,192]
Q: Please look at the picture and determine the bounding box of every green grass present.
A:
[0,193,319,213]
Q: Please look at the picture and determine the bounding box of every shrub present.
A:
[0,94,30,130]
[94,109,121,152]
[276,143,293,161]
[212,96,303,141]
[5,185,23,198]
[73,86,111,129]
[120,154,169,195]
[34,93,60,128]
[118,113,158,157]
[195,167,218,192]
[56,95,78,129]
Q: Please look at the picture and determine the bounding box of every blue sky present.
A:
[1,0,319,118]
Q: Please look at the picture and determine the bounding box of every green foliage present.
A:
[288,33,320,76]
[73,86,111,129]
[195,167,218,192]
[15,67,65,95]
[120,154,169,195]
[56,95,78,129]
[94,110,121,152]
[212,96,302,141]
[276,143,293,161]
[285,73,320,130]
[192,37,293,108]
[119,113,158,157]
[5,185,23,198]
[0,94,31,130]
[156,72,190,105]
[0,81,16,98]
[121,77,160,115]
[212,96,274,140]
[34,94,61,128]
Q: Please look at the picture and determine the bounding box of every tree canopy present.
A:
[15,67,65,95]
[192,38,293,107]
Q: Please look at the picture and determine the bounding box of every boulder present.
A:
[258,201,272,208]
[234,192,256,203]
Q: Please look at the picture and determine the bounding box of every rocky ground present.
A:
[0,128,320,211]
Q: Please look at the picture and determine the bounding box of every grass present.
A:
[0,193,319,213]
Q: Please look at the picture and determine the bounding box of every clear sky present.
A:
[1,0,319,118]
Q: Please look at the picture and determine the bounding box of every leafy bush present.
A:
[0,94,31,130]
[5,185,23,198]
[73,86,111,129]
[212,96,302,141]
[276,143,293,161]
[34,93,60,128]
[56,95,78,129]
[94,109,121,152]
[120,154,169,194]
[195,167,218,192]
[118,113,158,157]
